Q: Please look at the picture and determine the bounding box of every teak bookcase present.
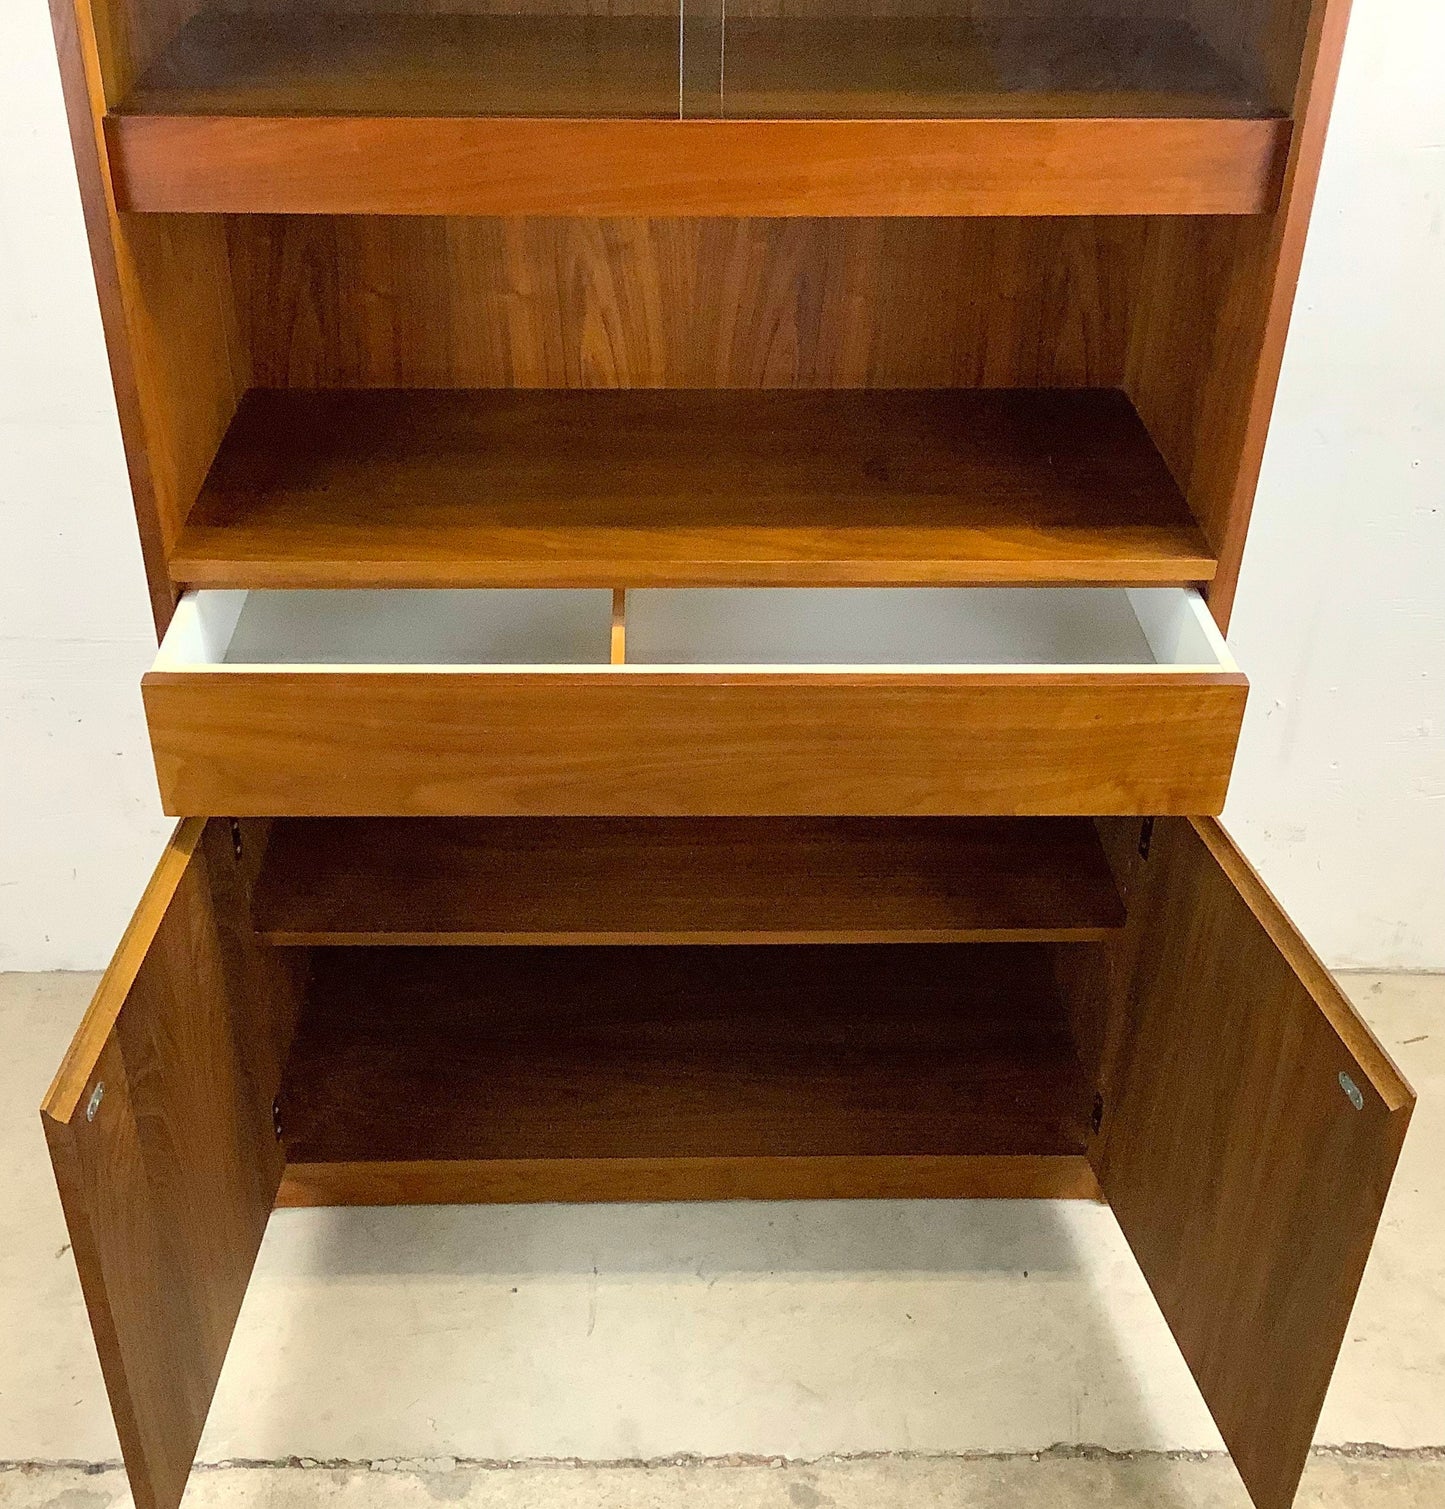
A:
[40,4,1414,1509]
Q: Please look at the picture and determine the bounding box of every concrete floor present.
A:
[1,970,1441,1509]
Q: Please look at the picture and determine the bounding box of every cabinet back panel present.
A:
[227,215,1145,389]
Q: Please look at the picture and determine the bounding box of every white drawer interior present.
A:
[154,587,1236,674]
[627,587,1231,668]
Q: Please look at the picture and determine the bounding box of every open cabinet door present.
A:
[1093,818,1414,1509]
[41,819,300,1509]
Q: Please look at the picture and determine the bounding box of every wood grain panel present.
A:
[278,1154,1103,1206]
[1095,817,1413,1509]
[251,816,1125,945]
[170,388,1214,589]
[142,671,1248,817]
[107,114,1289,217]
[40,819,301,1509]
[228,216,1144,391]
[279,944,1092,1164]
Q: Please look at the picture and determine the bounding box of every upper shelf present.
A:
[105,8,1290,216]
[169,388,1216,591]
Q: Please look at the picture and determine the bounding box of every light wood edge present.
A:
[610,587,627,665]
[168,560,1224,591]
[41,818,206,1125]
[277,1155,1104,1206]
[1194,817,1413,1112]
[1207,0,1356,627]
[256,926,1122,947]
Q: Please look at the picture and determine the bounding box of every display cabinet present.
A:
[40,3,1413,1509]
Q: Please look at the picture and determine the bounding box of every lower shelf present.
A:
[253,817,1125,946]
[278,944,1093,1204]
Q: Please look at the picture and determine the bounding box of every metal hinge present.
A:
[230,818,244,861]
[1090,1093,1105,1136]
[272,1098,283,1140]
[1137,817,1155,861]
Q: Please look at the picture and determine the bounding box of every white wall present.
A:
[1222,0,1445,969]
[1,0,1442,971]
[0,0,170,972]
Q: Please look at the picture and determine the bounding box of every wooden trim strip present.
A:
[610,588,627,666]
[277,1154,1104,1206]
[106,114,1291,217]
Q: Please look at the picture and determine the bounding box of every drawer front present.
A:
[144,669,1246,816]
[142,586,1246,817]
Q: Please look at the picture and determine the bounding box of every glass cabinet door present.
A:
[115,0,1297,122]
[689,1,1294,120]
[122,1,688,118]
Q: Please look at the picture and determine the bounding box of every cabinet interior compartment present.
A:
[275,939,1102,1202]
[106,211,1284,611]
[247,815,1117,1202]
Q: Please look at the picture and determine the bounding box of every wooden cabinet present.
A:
[40,3,1413,1509]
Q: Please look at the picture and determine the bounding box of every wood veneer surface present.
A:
[172,388,1214,589]
[40,820,301,1509]
[1096,818,1414,1509]
[142,671,1248,817]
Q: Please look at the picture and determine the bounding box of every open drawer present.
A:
[142,585,1246,816]
[44,815,1412,1509]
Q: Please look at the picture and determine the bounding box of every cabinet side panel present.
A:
[1126,0,1351,627]
[229,215,1144,390]
[47,0,247,631]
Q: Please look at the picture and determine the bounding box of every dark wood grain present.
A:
[280,943,1092,1167]
[40,819,301,1509]
[278,1153,1104,1206]
[251,816,1125,945]
[1094,817,1414,1509]
[142,671,1248,818]
[171,389,1214,590]
[107,112,1289,217]
[228,216,1146,392]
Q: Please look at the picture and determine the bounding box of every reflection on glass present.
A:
[123,1,689,118]
[703,1,1280,119]
[118,1,1289,122]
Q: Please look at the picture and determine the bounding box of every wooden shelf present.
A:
[278,943,1094,1202]
[106,10,1289,215]
[172,389,1215,590]
[252,817,1126,947]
